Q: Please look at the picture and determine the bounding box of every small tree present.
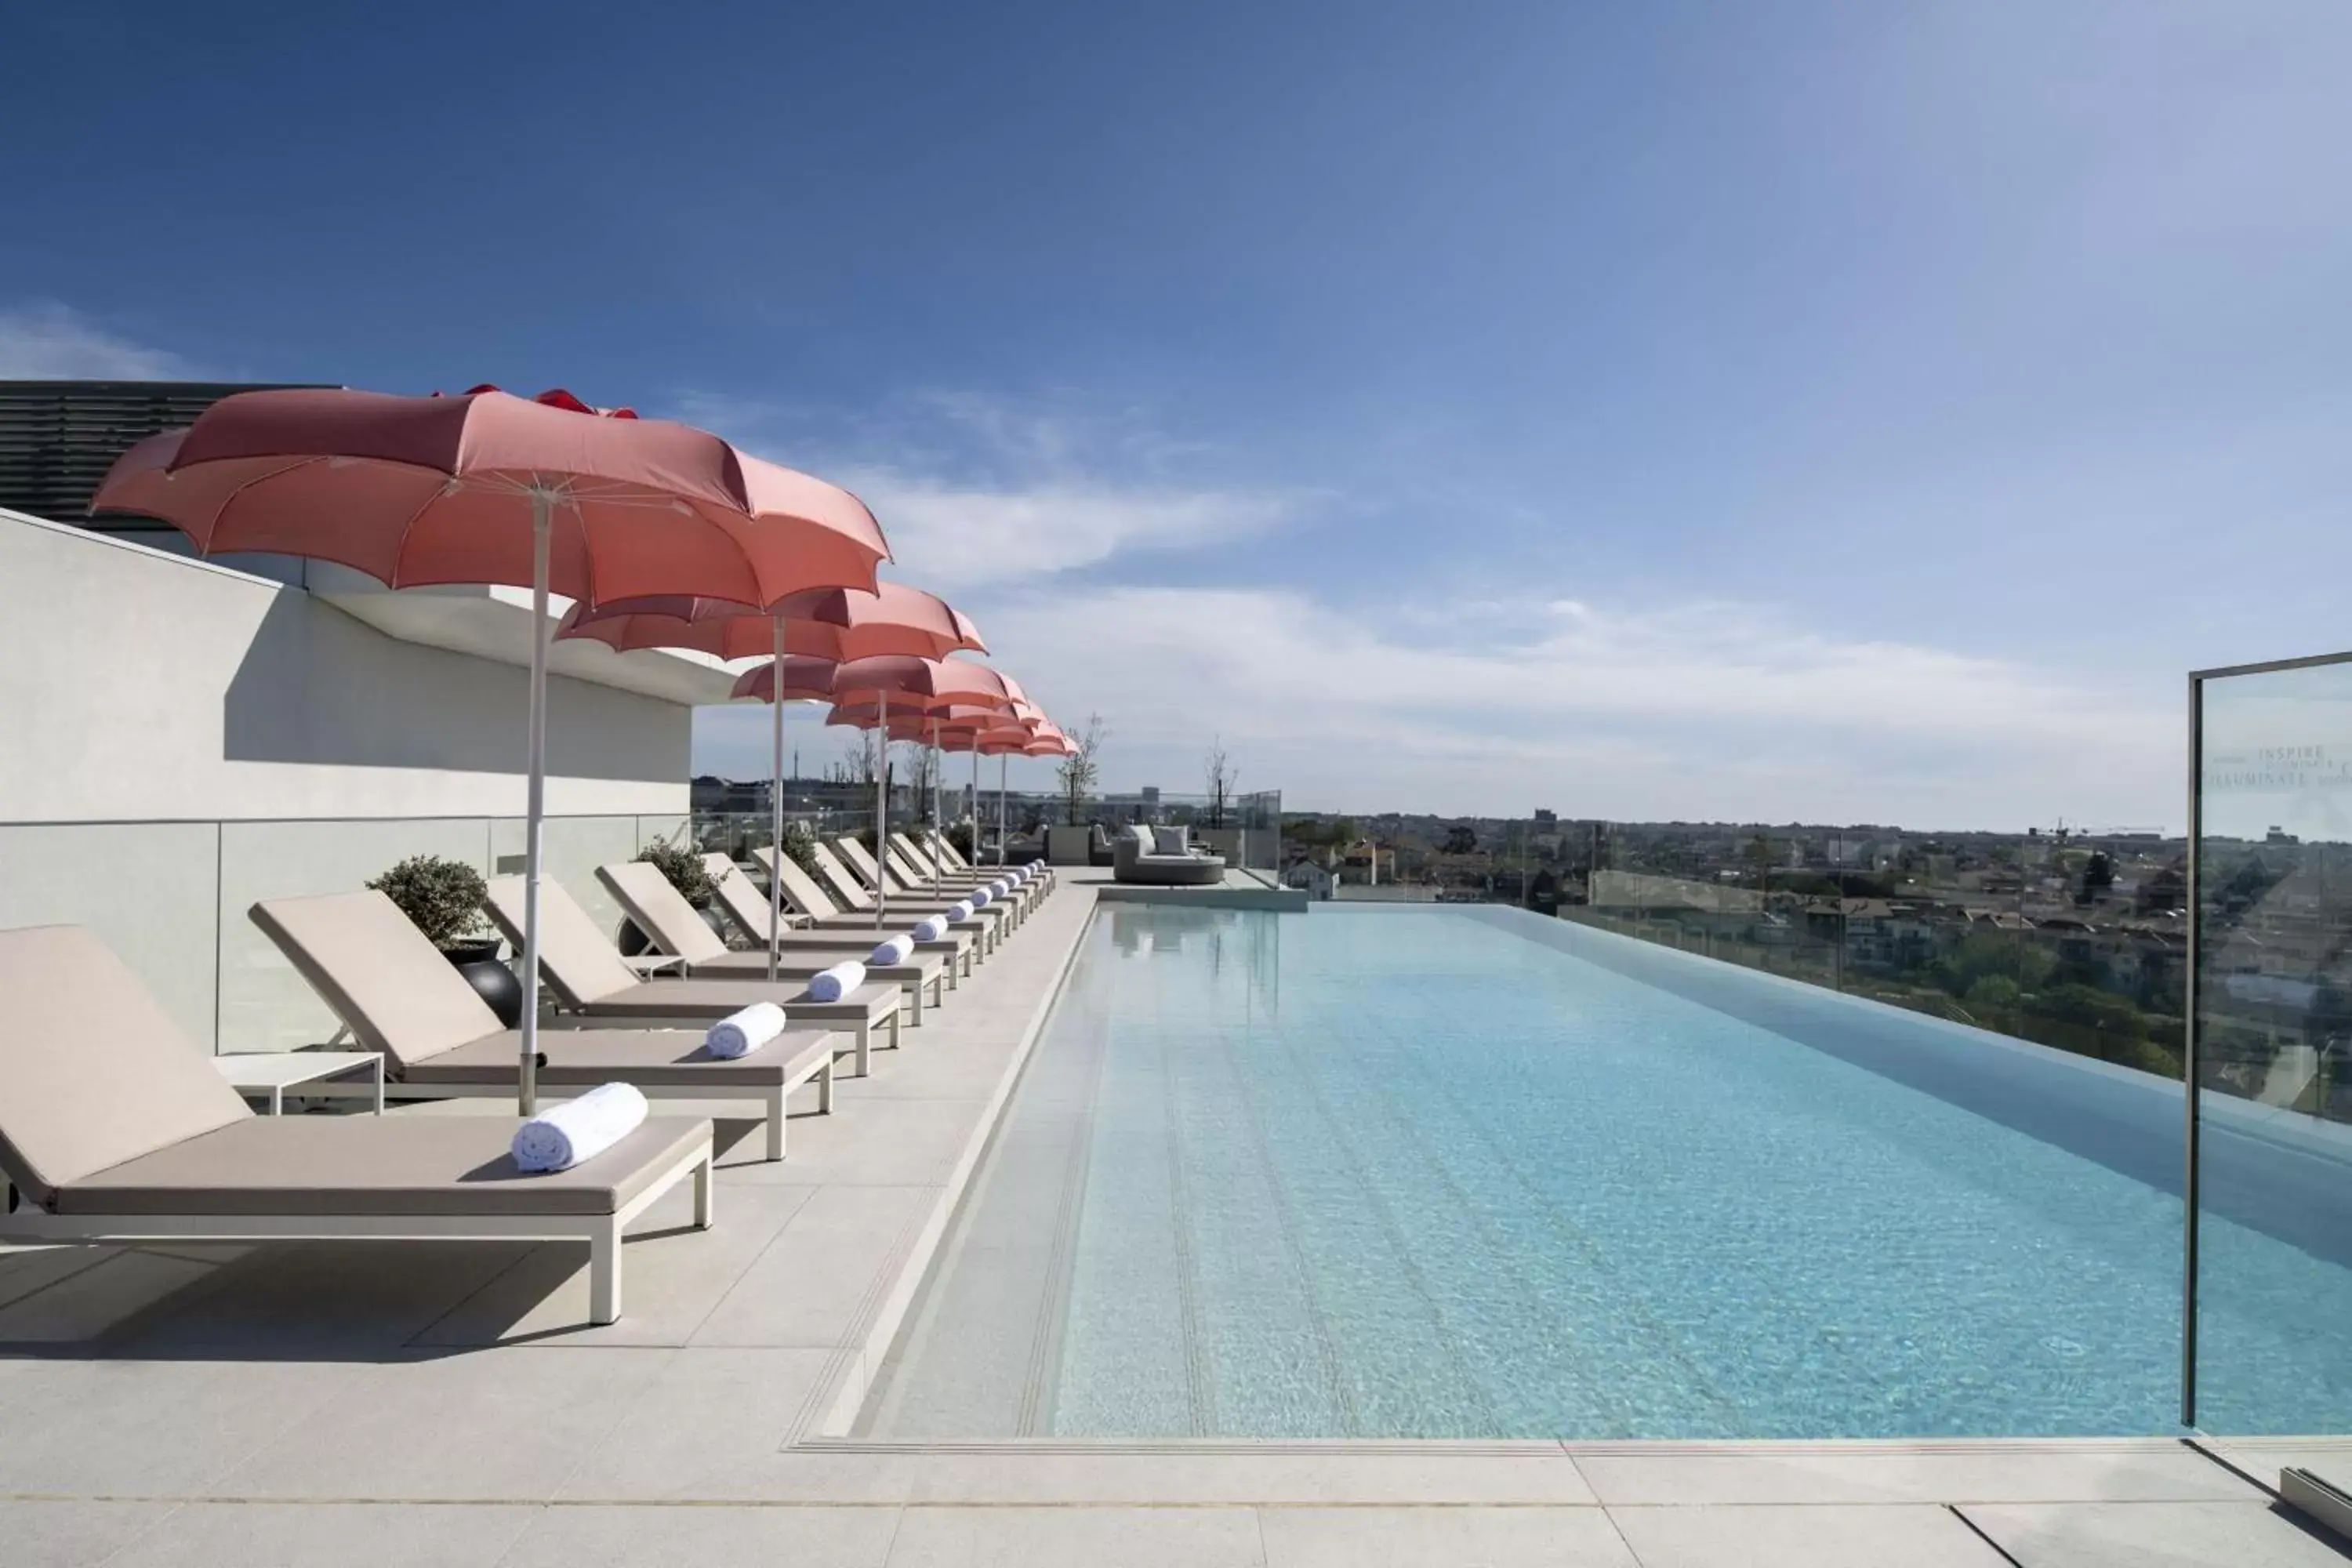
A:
[1058,713,1108,826]
[897,739,939,824]
[779,820,825,880]
[368,855,488,949]
[1204,736,1238,829]
[636,833,713,905]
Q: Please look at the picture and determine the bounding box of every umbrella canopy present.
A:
[93,387,887,607]
[728,656,841,705]
[831,655,1020,715]
[93,386,891,1116]
[558,581,982,663]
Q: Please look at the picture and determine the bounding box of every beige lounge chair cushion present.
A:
[405,1029,837,1089]
[706,857,781,942]
[750,848,845,923]
[52,1112,709,1218]
[249,891,505,1072]
[572,978,898,1022]
[482,875,642,1006]
[597,862,730,965]
[0,926,254,1207]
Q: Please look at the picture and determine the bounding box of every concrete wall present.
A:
[0,510,688,822]
[0,509,701,1053]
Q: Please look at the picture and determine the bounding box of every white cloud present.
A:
[659,387,1305,591]
[0,302,188,379]
[942,587,2179,830]
[838,467,1295,589]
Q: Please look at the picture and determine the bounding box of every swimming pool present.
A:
[863,903,2352,1440]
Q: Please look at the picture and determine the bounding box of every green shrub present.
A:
[368,855,488,949]
[947,822,977,860]
[636,838,713,905]
[779,821,825,880]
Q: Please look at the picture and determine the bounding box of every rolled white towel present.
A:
[705,1001,786,1060]
[806,960,865,1003]
[969,887,993,909]
[914,914,949,942]
[989,878,1011,898]
[869,935,914,966]
[949,899,974,922]
[512,1082,649,1174]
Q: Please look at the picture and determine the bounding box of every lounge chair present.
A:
[250,891,835,1162]
[594,862,946,1025]
[891,830,1050,906]
[923,829,1051,889]
[0,924,711,1324]
[829,837,1022,935]
[748,848,997,959]
[804,842,1009,949]
[481,877,901,1076]
[880,836,1038,925]
[700,854,974,982]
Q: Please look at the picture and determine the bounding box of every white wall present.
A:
[0,510,702,1053]
[0,510,689,822]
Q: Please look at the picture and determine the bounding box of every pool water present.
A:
[865,905,2352,1440]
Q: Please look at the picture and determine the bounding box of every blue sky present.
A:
[5,2,2348,830]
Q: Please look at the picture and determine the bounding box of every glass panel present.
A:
[488,814,643,949]
[2193,657,2352,1433]
[217,816,492,1054]
[0,821,223,1051]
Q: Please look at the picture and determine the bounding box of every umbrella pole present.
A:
[874,691,888,930]
[768,616,785,984]
[931,717,943,898]
[518,487,552,1118]
[971,747,980,866]
[998,753,1007,866]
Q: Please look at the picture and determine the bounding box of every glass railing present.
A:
[0,810,691,1058]
[1307,821,2190,1088]
[2187,653,2352,1434]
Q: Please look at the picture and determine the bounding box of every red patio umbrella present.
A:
[93,387,890,1113]
[601,589,983,965]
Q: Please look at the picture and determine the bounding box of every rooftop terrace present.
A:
[5,873,2348,1566]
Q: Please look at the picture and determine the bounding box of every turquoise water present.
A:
[884,904,2352,1439]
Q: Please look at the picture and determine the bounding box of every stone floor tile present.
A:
[688,1185,936,1348]
[412,1185,816,1348]
[100,1501,538,1566]
[1569,1443,2263,1507]
[898,1448,1599,1505]
[553,1348,851,1500]
[1260,1504,1635,1566]
[1608,1502,2007,1566]
[883,1504,1266,1567]
[1960,1500,2352,1568]
[0,1250,223,1343]
[0,1357,354,1497]
[499,1502,902,1567]
[209,1348,673,1501]
[110,1240,539,1358]
[0,1501,180,1568]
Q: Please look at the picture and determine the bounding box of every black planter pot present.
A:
[442,938,523,1027]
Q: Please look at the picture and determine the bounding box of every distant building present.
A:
[1283,860,1338,899]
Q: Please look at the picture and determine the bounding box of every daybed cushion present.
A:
[52,1113,710,1218]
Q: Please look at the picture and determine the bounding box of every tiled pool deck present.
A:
[2,872,2347,1566]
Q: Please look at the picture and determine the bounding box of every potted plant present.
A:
[617,833,730,955]
[367,855,521,1024]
